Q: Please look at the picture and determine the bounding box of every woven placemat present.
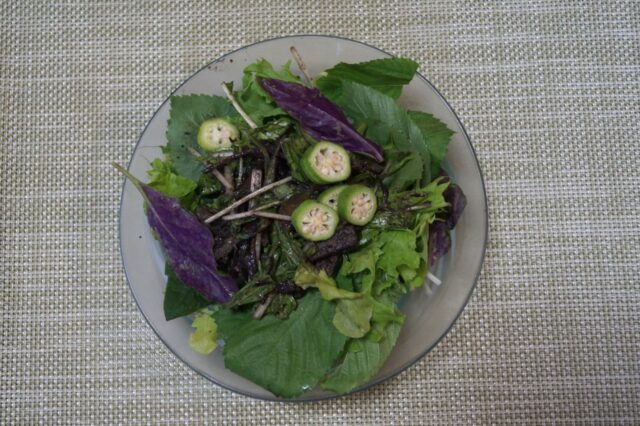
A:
[1,1,638,424]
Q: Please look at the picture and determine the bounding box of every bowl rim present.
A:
[117,34,488,402]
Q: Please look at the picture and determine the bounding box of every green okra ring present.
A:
[291,200,339,241]
[318,184,348,211]
[300,141,351,184]
[197,118,239,152]
[337,184,378,226]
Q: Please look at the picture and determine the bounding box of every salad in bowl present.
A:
[116,40,474,399]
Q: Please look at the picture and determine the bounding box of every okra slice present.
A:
[292,200,339,241]
[300,142,351,184]
[317,185,348,211]
[337,185,378,226]
[197,118,239,152]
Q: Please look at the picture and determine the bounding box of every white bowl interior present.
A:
[119,35,487,401]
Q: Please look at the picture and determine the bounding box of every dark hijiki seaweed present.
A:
[307,225,358,262]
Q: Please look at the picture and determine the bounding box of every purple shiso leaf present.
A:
[114,163,237,303]
[428,170,467,265]
[443,183,467,229]
[258,77,384,162]
[144,187,237,303]
[437,169,467,229]
[428,221,451,266]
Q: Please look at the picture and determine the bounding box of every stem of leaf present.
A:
[254,232,262,265]
[253,293,274,320]
[248,169,263,209]
[253,211,291,221]
[290,46,314,86]
[265,139,282,185]
[112,162,151,205]
[205,176,293,223]
[211,168,234,193]
[186,146,235,193]
[236,157,244,187]
[407,203,432,211]
[221,82,257,129]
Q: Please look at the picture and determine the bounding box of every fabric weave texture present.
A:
[1,1,638,424]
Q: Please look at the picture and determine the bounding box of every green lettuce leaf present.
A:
[374,230,422,293]
[319,79,431,189]
[388,176,449,214]
[295,264,373,338]
[335,179,450,316]
[188,310,218,354]
[338,245,380,294]
[165,94,237,181]
[316,57,419,99]
[370,297,405,327]
[294,264,361,300]
[254,116,294,141]
[147,158,197,198]
[237,59,301,125]
[321,321,403,394]
[338,230,423,297]
[402,177,451,287]
[408,111,454,179]
[163,263,210,321]
[215,292,347,398]
[333,298,373,339]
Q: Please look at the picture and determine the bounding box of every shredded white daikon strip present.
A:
[426,271,442,286]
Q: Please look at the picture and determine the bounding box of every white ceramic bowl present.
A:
[118,35,488,401]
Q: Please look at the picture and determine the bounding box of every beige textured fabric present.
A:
[1,1,639,424]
